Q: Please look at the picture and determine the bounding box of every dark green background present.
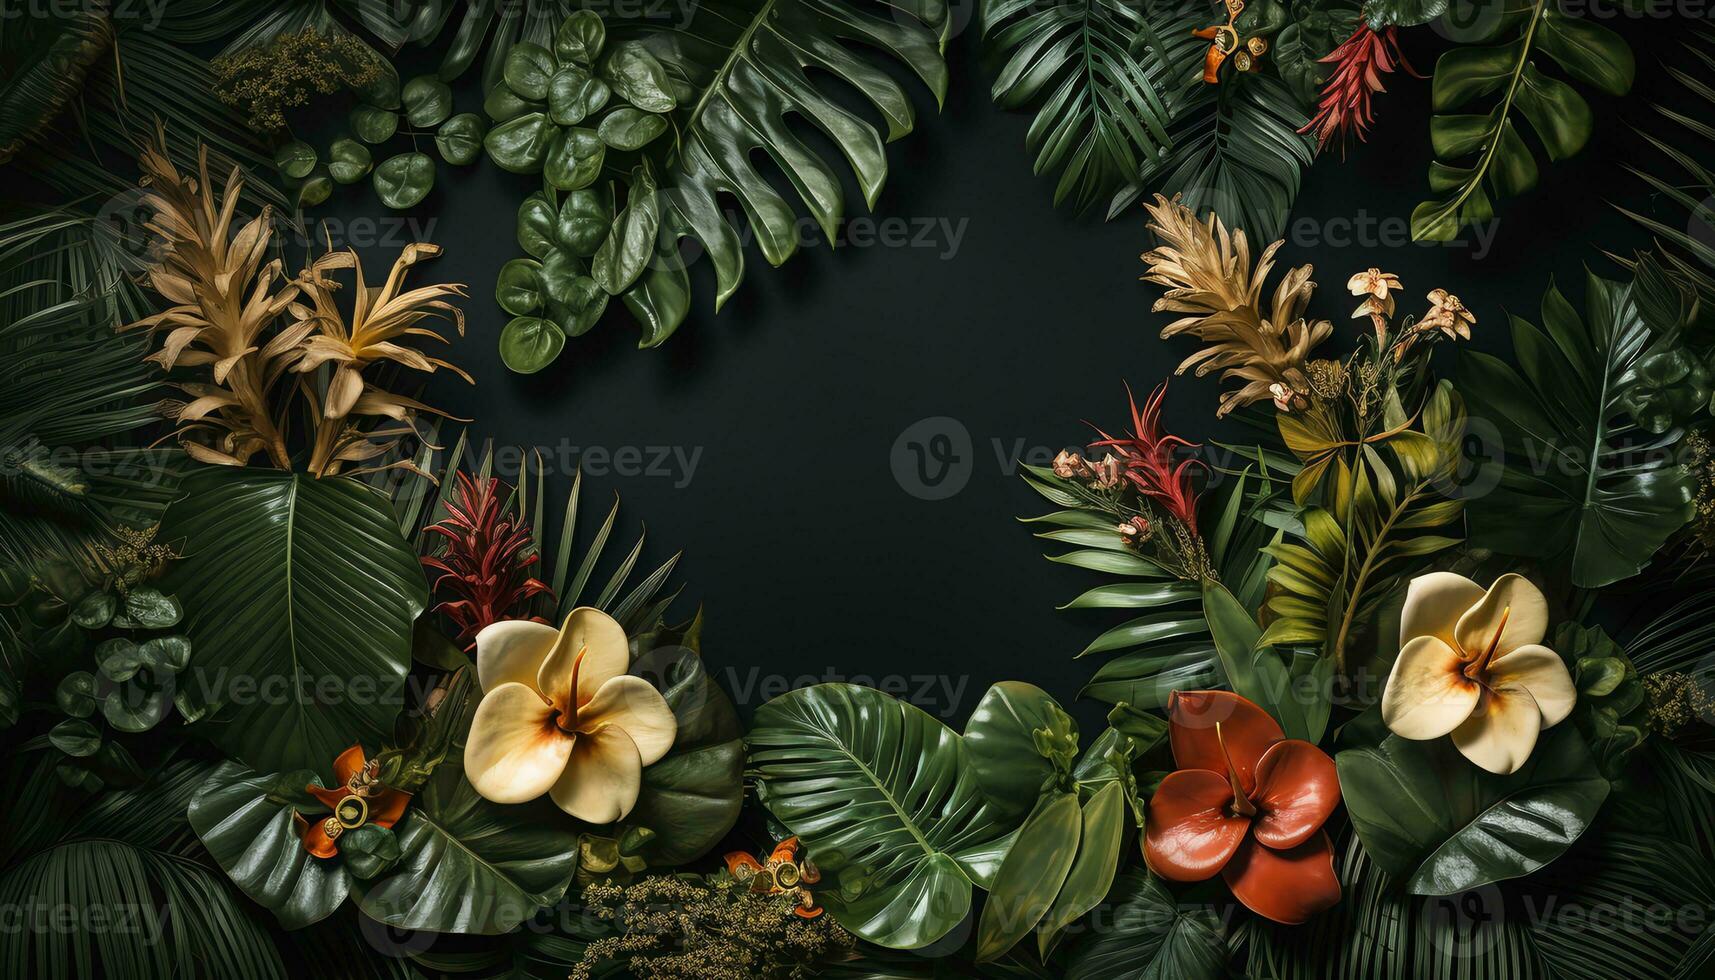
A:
[304,14,1697,732]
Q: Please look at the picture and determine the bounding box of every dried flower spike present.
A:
[421,473,554,648]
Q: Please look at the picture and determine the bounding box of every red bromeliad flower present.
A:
[1144,691,1342,924]
[421,472,554,649]
[1090,382,1202,530]
[1300,24,1420,154]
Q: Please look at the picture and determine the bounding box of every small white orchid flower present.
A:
[464,607,677,823]
[1380,573,1576,774]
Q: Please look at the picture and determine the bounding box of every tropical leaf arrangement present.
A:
[2,1,1714,979]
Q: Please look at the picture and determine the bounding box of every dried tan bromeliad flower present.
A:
[291,244,471,475]
[1141,195,1332,416]
[122,135,302,467]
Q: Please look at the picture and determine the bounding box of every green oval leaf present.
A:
[592,167,658,294]
[601,41,676,113]
[496,257,546,315]
[517,191,559,258]
[547,273,608,337]
[964,681,1077,819]
[543,126,604,190]
[556,186,612,257]
[499,316,566,374]
[1036,781,1127,955]
[55,670,97,718]
[555,9,607,66]
[114,587,181,629]
[503,41,556,101]
[328,137,373,183]
[49,718,101,757]
[96,637,143,682]
[373,152,435,209]
[402,75,453,128]
[70,590,115,628]
[597,106,668,150]
[350,104,399,144]
[434,112,486,165]
[139,635,192,674]
[274,139,317,179]
[484,112,553,173]
[975,792,1082,962]
[483,85,541,123]
[548,65,611,127]
[104,683,169,733]
[296,166,333,209]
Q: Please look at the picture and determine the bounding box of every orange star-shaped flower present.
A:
[294,743,412,859]
[724,836,824,918]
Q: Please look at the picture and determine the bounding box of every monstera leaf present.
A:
[161,469,427,773]
[599,0,950,347]
[187,761,350,930]
[750,683,1017,949]
[981,0,1206,212]
[1459,272,1695,588]
[1412,0,1633,240]
[348,757,581,934]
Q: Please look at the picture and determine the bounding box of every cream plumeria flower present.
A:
[464,607,676,823]
[1380,573,1576,775]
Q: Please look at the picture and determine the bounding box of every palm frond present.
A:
[1111,72,1316,243]
[981,0,1206,212]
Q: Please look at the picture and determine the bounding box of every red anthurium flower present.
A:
[295,744,412,859]
[1144,691,1342,924]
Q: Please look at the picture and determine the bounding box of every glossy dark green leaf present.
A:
[434,112,486,165]
[70,590,114,628]
[504,42,557,101]
[517,191,558,258]
[1336,726,1609,895]
[484,112,553,173]
[1363,0,1453,27]
[274,139,317,179]
[55,670,97,718]
[543,126,604,190]
[103,682,169,732]
[597,106,668,150]
[750,683,1016,949]
[976,792,1081,962]
[357,67,401,110]
[1064,870,1227,979]
[188,761,349,929]
[555,9,606,66]
[349,746,580,933]
[592,167,657,294]
[138,635,191,674]
[350,104,399,144]
[483,85,540,122]
[96,637,142,682]
[340,824,402,880]
[295,167,333,209]
[402,75,453,128]
[327,137,373,183]
[373,152,435,209]
[963,681,1077,819]
[548,66,610,126]
[498,316,566,374]
[49,718,100,757]
[601,41,676,113]
[114,587,181,629]
[162,469,425,774]
[496,257,546,315]
[1036,780,1127,956]
[547,274,608,337]
[556,186,613,257]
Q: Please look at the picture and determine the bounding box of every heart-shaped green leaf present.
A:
[55,671,97,718]
[96,638,143,682]
[350,104,398,144]
[274,139,317,179]
[103,682,169,732]
[592,166,658,294]
[549,66,610,126]
[70,590,114,628]
[139,635,192,674]
[402,75,453,128]
[483,85,541,122]
[496,257,546,315]
[328,137,373,183]
[601,41,676,113]
[544,126,604,190]
[484,112,553,173]
[555,10,607,66]
[517,191,559,258]
[597,106,667,150]
[504,41,557,101]
[295,166,334,209]
[373,152,435,209]
[113,587,181,629]
[49,718,101,757]
[964,680,1077,819]
[556,186,612,257]
[546,273,608,337]
[498,316,566,374]
[435,112,486,165]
